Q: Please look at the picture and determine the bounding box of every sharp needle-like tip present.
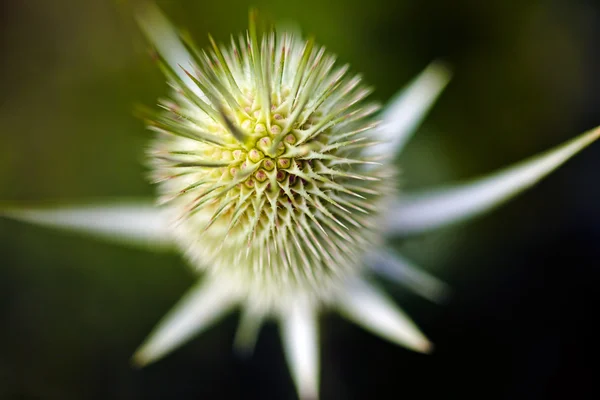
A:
[416,339,434,354]
[130,351,149,369]
[428,59,453,80]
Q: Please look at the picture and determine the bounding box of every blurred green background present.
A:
[1,0,599,399]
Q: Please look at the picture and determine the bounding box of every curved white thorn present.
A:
[0,200,173,250]
[364,250,450,303]
[366,61,452,159]
[337,278,432,354]
[385,126,600,236]
[233,307,264,357]
[135,2,202,97]
[133,279,237,366]
[280,302,319,400]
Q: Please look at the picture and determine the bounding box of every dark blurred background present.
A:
[1,0,599,399]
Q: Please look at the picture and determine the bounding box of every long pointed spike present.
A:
[207,34,245,99]
[151,53,219,122]
[386,126,600,236]
[365,250,450,303]
[337,278,433,354]
[135,3,201,96]
[248,9,269,121]
[132,279,237,366]
[281,302,320,400]
[365,61,451,158]
[1,201,172,250]
[233,308,264,357]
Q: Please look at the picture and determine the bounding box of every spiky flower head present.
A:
[2,3,598,400]
[144,11,392,312]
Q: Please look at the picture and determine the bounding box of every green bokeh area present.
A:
[1,0,599,399]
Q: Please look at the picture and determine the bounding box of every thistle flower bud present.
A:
[147,11,390,311]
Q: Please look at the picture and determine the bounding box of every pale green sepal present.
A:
[366,61,451,158]
[385,126,600,236]
[132,278,238,367]
[337,278,432,354]
[0,200,173,250]
[365,250,450,303]
[280,301,320,400]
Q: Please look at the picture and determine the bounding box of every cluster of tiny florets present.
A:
[143,16,395,309]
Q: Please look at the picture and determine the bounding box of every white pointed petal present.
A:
[365,250,450,303]
[386,126,600,236]
[0,200,172,249]
[233,307,264,357]
[366,61,451,158]
[281,302,319,400]
[135,2,202,97]
[133,279,237,366]
[337,278,432,354]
